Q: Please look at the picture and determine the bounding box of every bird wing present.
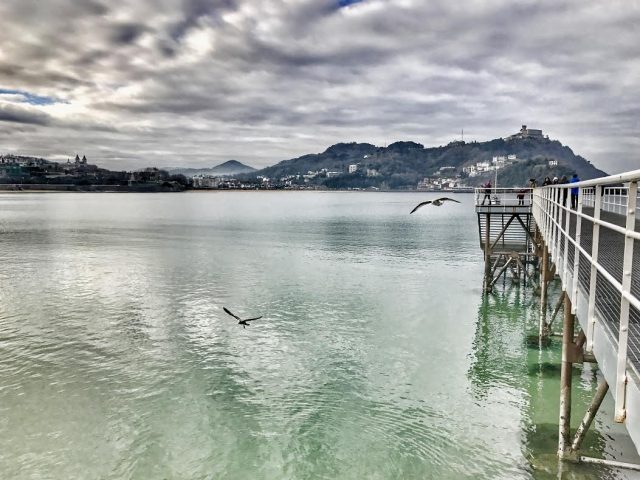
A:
[437,197,461,203]
[245,316,263,322]
[410,201,432,214]
[223,307,241,320]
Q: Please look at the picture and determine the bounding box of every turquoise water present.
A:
[0,192,637,479]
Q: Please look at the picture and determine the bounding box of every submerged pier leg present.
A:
[558,293,576,460]
[484,213,492,293]
[539,244,550,339]
[571,380,609,454]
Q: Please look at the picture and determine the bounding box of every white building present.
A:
[476,161,491,172]
[348,164,358,174]
[463,165,478,177]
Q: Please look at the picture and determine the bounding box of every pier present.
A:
[476,187,536,293]
[476,170,640,469]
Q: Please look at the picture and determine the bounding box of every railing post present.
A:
[562,189,571,290]
[571,188,583,313]
[614,180,638,422]
[586,186,602,351]
[544,189,551,239]
[551,188,558,262]
[553,186,562,266]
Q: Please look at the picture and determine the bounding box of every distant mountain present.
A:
[253,134,607,189]
[168,160,256,177]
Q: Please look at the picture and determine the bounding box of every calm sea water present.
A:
[0,192,638,479]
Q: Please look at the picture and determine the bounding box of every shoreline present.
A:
[0,185,475,194]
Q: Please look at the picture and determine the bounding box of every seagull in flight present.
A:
[223,307,262,328]
[410,197,461,214]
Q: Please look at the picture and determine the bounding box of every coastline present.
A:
[0,183,474,194]
[0,184,185,193]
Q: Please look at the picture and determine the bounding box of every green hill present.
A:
[254,135,607,189]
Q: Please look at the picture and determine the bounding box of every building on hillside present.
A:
[0,164,25,178]
[476,161,491,172]
[417,177,432,190]
[507,125,543,140]
[463,165,478,177]
[348,164,358,174]
[0,154,48,167]
[192,175,222,188]
[549,160,558,166]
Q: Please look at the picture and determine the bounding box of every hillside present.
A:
[169,160,256,177]
[254,135,607,190]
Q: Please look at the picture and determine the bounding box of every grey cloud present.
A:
[169,0,237,41]
[110,23,149,45]
[0,0,638,172]
[0,105,51,126]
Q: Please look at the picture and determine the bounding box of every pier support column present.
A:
[484,213,492,293]
[558,293,576,460]
[571,380,609,454]
[539,244,550,338]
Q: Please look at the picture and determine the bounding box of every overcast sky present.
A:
[0,0,638,173]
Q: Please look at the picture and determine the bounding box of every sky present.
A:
[0,0,638,173]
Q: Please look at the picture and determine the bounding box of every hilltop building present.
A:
[507,125,544,140]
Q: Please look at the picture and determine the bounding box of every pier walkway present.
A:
[476,170,640,467]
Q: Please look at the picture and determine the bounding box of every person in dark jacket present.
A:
[482,181,492,205]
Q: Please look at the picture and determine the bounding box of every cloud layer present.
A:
[0,0,638,172]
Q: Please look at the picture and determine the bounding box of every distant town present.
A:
[0,126,603,192]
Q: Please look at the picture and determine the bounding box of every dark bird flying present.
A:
[223,307,262,328]
[410,197,461,214]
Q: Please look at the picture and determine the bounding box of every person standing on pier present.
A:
[481,181,492,205]
[570,173,580,209]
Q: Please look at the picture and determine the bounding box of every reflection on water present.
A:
[469,282,640,479]
[0,192,638,479]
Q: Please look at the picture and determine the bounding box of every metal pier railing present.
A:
[532,170,640,451]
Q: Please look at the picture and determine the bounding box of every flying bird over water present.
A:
[410,197,461,214]
[223,307,262,328]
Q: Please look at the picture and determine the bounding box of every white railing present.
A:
[474,187,533,208]
[532,170,640,422]
[583,186,640,216]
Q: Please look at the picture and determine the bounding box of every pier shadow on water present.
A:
[468,281,640,479]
